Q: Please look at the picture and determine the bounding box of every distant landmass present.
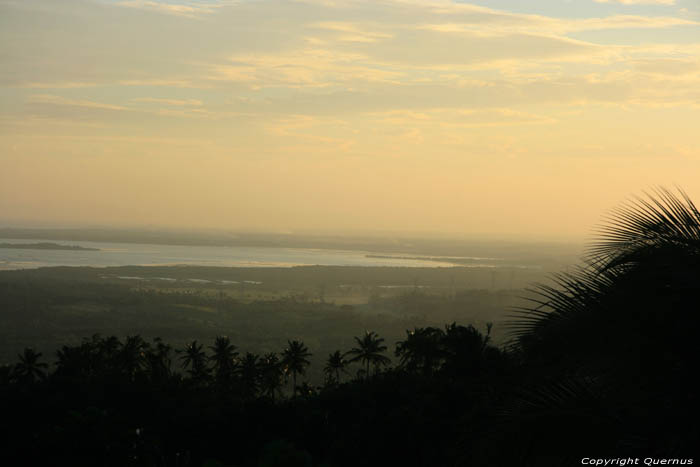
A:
[0,242,99,251]
[366,254,502,266]
[0,227,582,262]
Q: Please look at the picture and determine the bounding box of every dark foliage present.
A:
[1,325,504,467]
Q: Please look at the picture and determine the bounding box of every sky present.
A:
[1,0,699,240]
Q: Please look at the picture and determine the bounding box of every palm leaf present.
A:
[507,187,700,344]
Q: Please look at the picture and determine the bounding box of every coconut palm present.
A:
[323,350,348,385]
[502,187,700,462]
[55,344,91,381]
[395,327,445,376]
[587,187,700,270]
[238,352,261,398]
[440,323,494,377]
[119,335,147,381]
[13,348,48,384]
[345,331,391,379]
[179,340,209,382]
[511,188,700,369]
[94,334,121,371]
[259,352,284,402]
[281,340,311,396]
[145,337,172,383]
[209,336,238,387]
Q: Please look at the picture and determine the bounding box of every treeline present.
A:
[1,324,507,467]
[1,323,497,393]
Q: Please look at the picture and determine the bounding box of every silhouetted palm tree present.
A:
[238,352,261,398]
[13,348,48,384]
[55,344,90,381]
[440,323,493,376]
[323,350,348,385]
[513,188,700,337]
[120,335,147,381]
[281,340,311,396]
[395,327,445,376]
[588,187,700,270]
[345,331,391,379]
[259,352,284,402]
[209,336,238,387]
[504,187,700,461]
[511,189,700,370]
[179,340,209,382]
[145,337,172,383]
[97,335,121,368]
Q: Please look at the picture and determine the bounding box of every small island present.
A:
[365,254,499,266]
[0,242,99,251]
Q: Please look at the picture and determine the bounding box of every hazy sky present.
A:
[1,0,699,240]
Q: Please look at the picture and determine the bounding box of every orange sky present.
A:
[1,0,699,240]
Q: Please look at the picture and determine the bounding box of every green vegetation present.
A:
[0,265,527,382]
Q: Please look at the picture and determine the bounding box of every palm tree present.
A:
[209,336,238,387]
[395,327,445,376]
[55,344,90,381]
[259,352,284,402]
[145,337,172,383]
[323,350,348,385]
[440,323,494,377]
[120,335,147,381]
[502,187,700,462]
[179,340,209,382]
[587,187,700,271]
[511,188,700,370]
[345,331,391,379]
[13,348,48,384]
[238,352,261,399]
[281,340,311,396]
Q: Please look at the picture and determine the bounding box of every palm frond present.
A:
[587,187,700,270]
[506,264,621,341]
[508,187,700,345]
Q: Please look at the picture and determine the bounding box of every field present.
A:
[0,264,543,382]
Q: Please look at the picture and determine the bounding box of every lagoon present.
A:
[0,238,466,270]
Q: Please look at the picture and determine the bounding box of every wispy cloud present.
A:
[24,94,220,120]
[118,79,199,87]
[418,15,698,36]
[594,0,676,5]
[131,97,203,106]
[311,22,393,43]
[113,0,232,17]
[27,94,127,111]
[207,49,404,88]
[369,108,557,128]
[19,82,98,89]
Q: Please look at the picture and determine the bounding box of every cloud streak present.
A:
[131,97,203,106]
[113,0,233,17]
[594,0,676,5]
[27,94,127,111]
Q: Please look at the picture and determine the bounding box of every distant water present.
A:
[0,238,462,270]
